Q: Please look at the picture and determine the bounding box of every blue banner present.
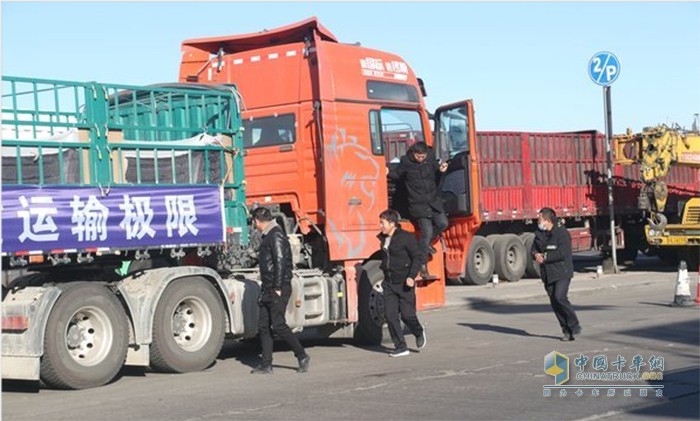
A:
[2,186,225,254]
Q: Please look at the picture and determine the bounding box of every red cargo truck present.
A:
[179,17,698,296]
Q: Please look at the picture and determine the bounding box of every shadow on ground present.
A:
[458,323,561,339]
[573,253,677,274]
[624,366,699,419]
[613,319,700,347]
[462,297,616,314]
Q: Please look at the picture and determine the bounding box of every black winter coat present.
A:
[378,228,421,284]
[388,149,443,219]
[531,225,574,284]
[258,224,293,293]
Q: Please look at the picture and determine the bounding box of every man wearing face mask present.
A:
[531,207,582,341]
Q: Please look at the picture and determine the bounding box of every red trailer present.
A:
[475,130,696,223]
[427,119,699,285]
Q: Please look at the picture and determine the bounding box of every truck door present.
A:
[321,102,389,261]
[434,100,477,216]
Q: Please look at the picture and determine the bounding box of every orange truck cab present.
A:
[179,17,478,337]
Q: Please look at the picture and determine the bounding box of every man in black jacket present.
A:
[250,207,310,373]
[531,207,582,341]
[378,209,427,357]
[388,142,449,275]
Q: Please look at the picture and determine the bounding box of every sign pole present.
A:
[589,51,620,275]
[604,86,619,274]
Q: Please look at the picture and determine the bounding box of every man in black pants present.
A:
[388,142,448,275]
[378,209,427,357]
[531,207,582,341]
[251,206,310,373]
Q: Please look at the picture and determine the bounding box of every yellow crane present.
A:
[614,124,700,248]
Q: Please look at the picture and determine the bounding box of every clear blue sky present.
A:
[2,2,699,132]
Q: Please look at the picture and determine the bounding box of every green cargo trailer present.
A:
[1,76,257,389]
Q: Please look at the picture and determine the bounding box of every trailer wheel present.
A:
[41,283,129,390]
[656,247,681,267]
[519,232,541,279]
[679,247,699,271]
[493,234,527,282]
[462,236,495,285]
[150,278,225,373]
[354,261,384,345]
[617,227,641,266]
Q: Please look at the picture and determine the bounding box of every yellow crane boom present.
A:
[614,124,700,247]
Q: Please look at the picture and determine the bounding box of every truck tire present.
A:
[679,247,700,271]
[493,234,527,282]
[519,232,541,279]
[462,235,495,285]
[354,260,384,345]
[616,245,639,267]
[617,227,641,266]
[447,277,466,286]
[656,247,681,267]
[486,234,501,247]
[41,283,129,390]
[150,277,225,373]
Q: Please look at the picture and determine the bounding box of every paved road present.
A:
[3,259,699,420]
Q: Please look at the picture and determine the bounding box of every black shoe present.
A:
[389,348,410,357]
[297,355,311,373]
[416,330,427,349]
[251,364,273,374]
[560,332,575,342]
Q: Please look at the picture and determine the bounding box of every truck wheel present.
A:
[679,247,699,271]
[486,234,501,247]
[493,234,527,282]
[354,260,384,345]
[656,247,681,267]
[447,277,466,285]
[616,245,639,266]
[150,278,225,373]
[462,235,495,285]
[41,283,129,390]
[617,227,641,266]
[519,232,541,279]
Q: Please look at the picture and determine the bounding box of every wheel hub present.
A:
[507,248,516,265]
[171,311,188,336]
[170,297,211,352]
[474,251,483,267]
[368,289,385,325]
[64,307,113,366]
[66,323,84,349]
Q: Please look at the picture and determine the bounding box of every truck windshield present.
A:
[437,105,469,158]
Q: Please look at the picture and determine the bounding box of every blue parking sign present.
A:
[589,52,620,86]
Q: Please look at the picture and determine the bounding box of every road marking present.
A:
[575,409,624,421]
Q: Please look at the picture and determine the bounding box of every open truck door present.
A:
[434,100,478,217]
